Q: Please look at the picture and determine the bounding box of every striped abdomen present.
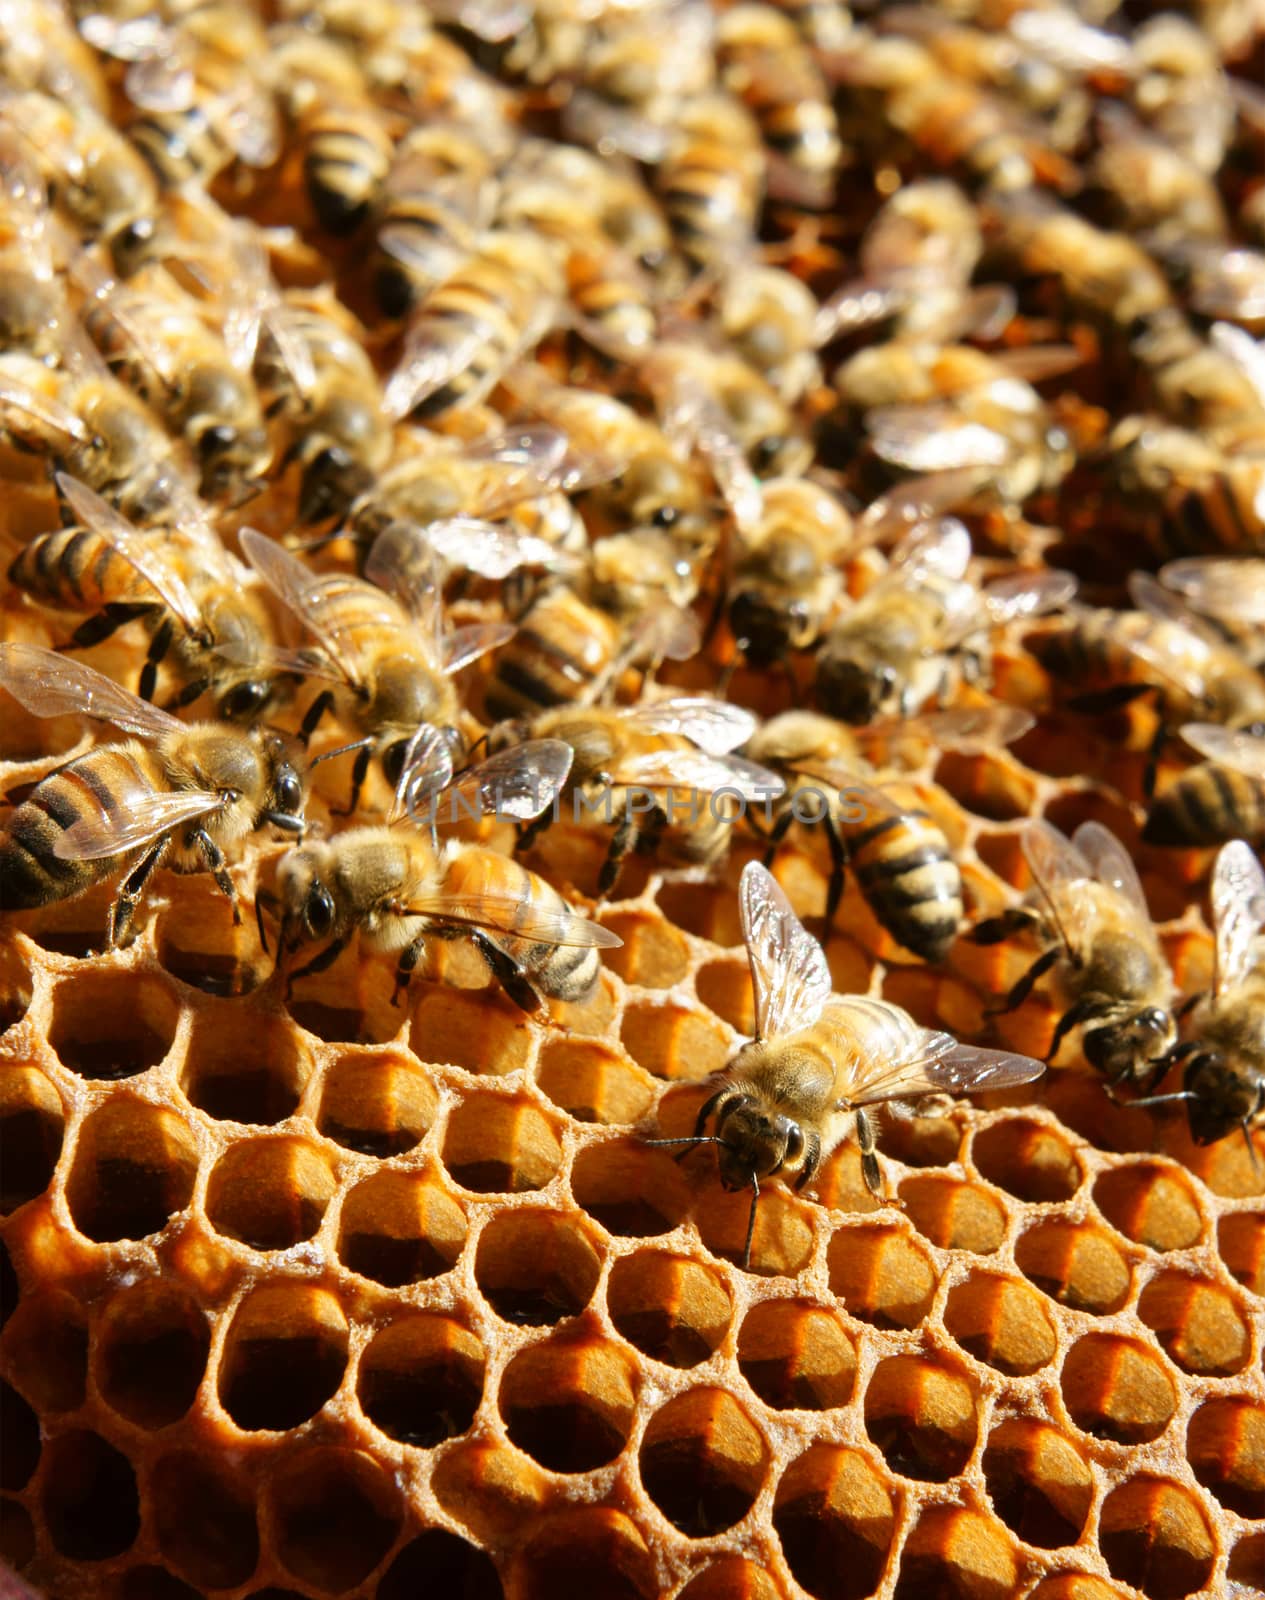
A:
[302,104,393,235]
[404,253,542,417]
[659,127,762,269]
[1156,465,1265,558]
[8,527,152,614]
[0,746,162,910]
[839,804,962,962]
[131,104,225,188]
[484,590,620,722]
[1143,761,1265,848]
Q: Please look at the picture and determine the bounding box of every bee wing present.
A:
[0,369,87,444]
[54,473,205,635]
[442,622,516,676]
[77,10,168,59]
[0,642,185,739]
[238,528,360,686]
[620,697,757,755]
[259,304,319,400]
[1161,558,1265,625]
[422,516,570,578]
[1209,322,1265,410]
[1007,7,1137,74]
[1190,250,1265,324]
[614,751,784,800]
[868,406,1015,472]
[1181,722,1265,778]
[362,520,443,650]
[739,861,833,1042]
[1020,818,1097,957]
[383,320,488,422]
[446,740,574,821]
[426,0,532,40]
[214,80,283,170]
[849,1034,1046,1105]
[929,285,1018,346]
[654,364,764,534]
[124,51,195,112]
[898,706,1037,748]
[389,726,455,823]
[53,789,223,862]
[856,469,983,545]
[408,892,624,948]
[813,278,905,346]
[1071,820,1150,920]
[889,517,973,582]
[1212,840,1265,996]
[983,568,1079,625]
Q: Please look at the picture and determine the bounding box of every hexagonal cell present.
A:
[677,1558,783,1600]
[412,985,535,1075]
[607,1250,730,1368]
[358,1315,485,1448]
[536,1037,654,1125]
[41,1430,139,1560]
[180,1009,309,1126]
[772,1444,894,1600]
[599,910,690,988]
[148,1450,260,1591]
[1014,1219,1131,1314]
[267,1447,402,1595]
[736,1300,856,1411]
[871,1106,961,1171]
[694,959,754,1034]
[893,1506,1018,1600]
[1093,1162,1204,1252]
[942,1271,1058,1376]
[0,1380,38,1490]
[933,749,1037,822]
[512,1508,655,1600]
[337,1169,466,1286]
[1218,1210,1265,1296]
[0,943,32,1034]
[571,1142,693,1238]
[864,1354,978,1482]
[442,1094,561,1192]
[118,1567,204,1600]
[971,1117,1081,1202]
[219,1284,348,1432]
[47,970,178,1079]
[1098,1477,1214,1600]
[317,1047,436,1155]
[620,1002,730,1080]
[473,1209,602,1325]
[1229,1532,1265,1591]
[697,1179,816,1277]
[898,1175,1007,1253]
[1186,1397,1265,1518]
[655,880,744,945]
[286,943,400,1046]
[827,1225,936,1328]
[96,1281,210,1429]
[1061,1334,1177,1445]
[153,865,268,995]
[639,1388,768,1537]
[1025,1581,1133,1600]
[378,1530,503,1600]
[66,1098,198,1243]
[500,1333,637,1473]
[205,1135,337,1250]
[0,1288,88,1411]
[982,1418,1093,1549]
[0,1062,64,1213]
[1136,1270,1249,1376]
[0,1497,34,1569]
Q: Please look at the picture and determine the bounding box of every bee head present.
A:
[715,1099,803,1188]
[730,589,812,666]
[258,731,310,835]
[1083,1005,1175,1084]
[277,841,338,940]
[817,654,898,725]
[1183,1049,1260,1146]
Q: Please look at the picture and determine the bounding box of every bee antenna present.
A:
[311,738,373,767]
[1129,1089,1196,1108]
[254,888,279,956]
[742,1174,760,1272]
[1243,1122,1261,1174]
[643,1135,722,1150]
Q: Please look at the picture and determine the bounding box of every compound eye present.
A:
[382,741,407,786]
[651,505,678,529]
[203,424,238,455]
[785,1125,804,1162]
[306,883,335,938]
[275,767,302,815]
[224,681,269,719]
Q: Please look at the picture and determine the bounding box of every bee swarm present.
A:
[1,0,1264,1598]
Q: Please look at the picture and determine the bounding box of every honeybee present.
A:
[240,523,511,810]
[490,696,783,897]
[0,0,110,115]
[274,756,621,1012]
[0,137,72,363]
[1129,316,1265,438]
[383,229,562,420]
[815,519,1076,724]
[0,643,307,947]
[1143,724,1265,849]
[1128,12,1236,177]
[973,820,1177,1091]
[714,4,841,206]
[744,706,1033,960]
[75,261,272,504]
[1158,554,1265,663]
[718,265,820,401]
[1138,840,1265,1152]
[1086,107,1228,247]
[654,91,765,273]
[652,862,1042,1265]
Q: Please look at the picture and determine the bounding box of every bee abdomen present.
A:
[1143,762,1265,848]
[9,528,137,613]
[303,112,393,235]
[0,758,132,908]
[847,813,963,961]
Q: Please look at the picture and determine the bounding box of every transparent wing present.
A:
[443,740,574,822]
[1021,818,1097,956]
[614,751,784,800]
[855,469,983,545]
[390,726,455,824]
[813,278,905,346]
[1072,820,1149,919]
[363,520,443,649]
[621,697,757,755]
[422,516,570,578]
[739,860,833,1042]
[125,50,195,113]
[383,321,489,421]
[901,706,1037,748]
[1212,839,1265,996]
[408,892,623,947]
[0,642,184,739]
[890,517,973,582]
[1210,322,1265,409]
[849,1031,1045,1105]
[53,789,222,861]
[239,528,360,684]
[260,304,319,400]
[1008,7,1137,73]
[983,569,1079,625]
[1181,722,1265,778]
[55,473,205,634]
[442,622,516,675]
[1161,557,1265,624]
[868,406,1015,473]
[0,370,87,444]
[654,363,763,533]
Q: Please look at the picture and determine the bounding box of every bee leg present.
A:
[331,746,373,817]
[824,815,847,926]
[985,945,1060,1016]
[107,839,169,949]
[794,1132,823,1191]
[856,1110,888,1202]
[288,933,352,990]
[1046,997,1094,1062]
[469,931,542,1014]
[694,1088,730,1139]
[597,812,638,898]
[139,615,175,703]
[68,602,153,650]
[753,804,795,866]
[1143,720,1169,801]
[514,809,553,857]
[391,935,427,1006]
[970,908,1039,945]
[298,689,336,748]
[191,829,239,922]
[165,677,210,711]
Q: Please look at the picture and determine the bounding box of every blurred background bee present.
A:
[651,862,1042,1266]
[973,819,1177,1092]
[0,643,307,947]
[1144,723,1265,850]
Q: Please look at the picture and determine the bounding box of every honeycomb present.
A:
[2,0,1265,1597]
